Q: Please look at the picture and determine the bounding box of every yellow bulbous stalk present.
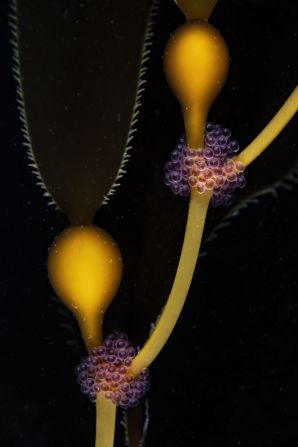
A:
[47,225,122,352]
[164,20,229,148]
[130,16,231,377]
[174,0,217,21]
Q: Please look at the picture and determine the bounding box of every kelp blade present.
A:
[16,0,154,223]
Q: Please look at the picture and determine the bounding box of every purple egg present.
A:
[76,330,150,408]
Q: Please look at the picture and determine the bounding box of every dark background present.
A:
[1,0,298,446]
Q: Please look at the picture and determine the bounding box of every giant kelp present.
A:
[4,0,293,447]
[12,0,157,223]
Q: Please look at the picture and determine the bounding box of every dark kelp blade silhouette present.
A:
[12,0,155,224]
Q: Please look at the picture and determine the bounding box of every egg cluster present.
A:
[164,122,246,207]
[76,330,149,408]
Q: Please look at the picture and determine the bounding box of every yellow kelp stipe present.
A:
[95,394,116,447]
[174,0,217,21]
[131,189,211,375]
[236,85,298,167]
[164,20,229,148]
[47,225,122,351]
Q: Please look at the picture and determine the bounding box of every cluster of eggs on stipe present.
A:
[164,122,246,207]
[76,330,149,408]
